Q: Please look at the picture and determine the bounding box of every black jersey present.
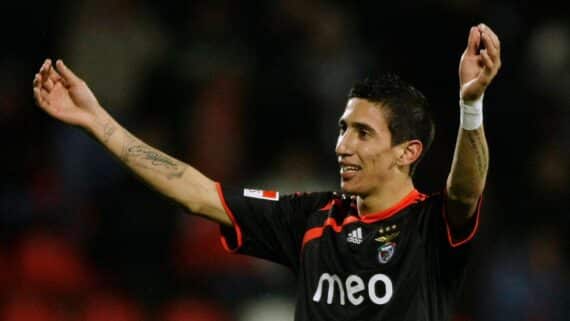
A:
[216,183,480,321]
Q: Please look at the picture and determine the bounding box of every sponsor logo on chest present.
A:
[312,273,394,306]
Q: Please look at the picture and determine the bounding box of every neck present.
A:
[357,176,415,216]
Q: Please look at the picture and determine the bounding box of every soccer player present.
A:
[33,23,501,321]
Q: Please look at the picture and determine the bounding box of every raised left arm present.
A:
[446,24,501,229]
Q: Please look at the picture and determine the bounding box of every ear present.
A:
[396,139,423,166]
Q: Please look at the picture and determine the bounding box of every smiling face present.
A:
[335,98,404,196]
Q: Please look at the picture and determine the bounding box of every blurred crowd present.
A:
[1,0,568,320]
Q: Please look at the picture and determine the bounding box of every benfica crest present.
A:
[378,242,396,264]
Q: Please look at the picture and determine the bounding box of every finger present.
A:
[33,73,49,94]
[481,32,499,63]
[33,86,43,102]
[38,85,50,100]
[33,73,41,87]
[38,59,48,73]
[480,49,494,70]
[479,23,500,50]
[479,50,497,85]
[40,59,52,80]
[465,26,480,55]
[35,62,55,92]
[42,77,55,92]
[55,59,81,85]
[48,64,63,83]
[483,27,501,71]
[33,87,50,108]
[481,31,500,60]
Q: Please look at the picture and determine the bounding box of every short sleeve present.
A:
[441,191,482,248]
[216,183,331,271]
[420,192,482,299]
[420,192,481,248]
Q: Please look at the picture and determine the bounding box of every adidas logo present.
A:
[347,227,363,244]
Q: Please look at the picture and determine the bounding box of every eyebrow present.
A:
[353,122,375,133]
[338,119,376,133]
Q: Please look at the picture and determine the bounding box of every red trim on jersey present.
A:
[302,227,324,247]
[342,215,359,225]
[302,190,426,248]
[442,193,482,248]
[324,217,343,232]
[319,200,334,211]
[360,189,427,224]
[302,217,344,247]
[216,183,243,253]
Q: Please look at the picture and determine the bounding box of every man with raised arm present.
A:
[33,23,500,321]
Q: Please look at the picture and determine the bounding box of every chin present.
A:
[340,182,360,195]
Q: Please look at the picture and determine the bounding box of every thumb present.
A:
[55,59,81,85]
[465,26,480,56]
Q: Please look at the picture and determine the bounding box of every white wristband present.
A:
[459,94,484,130]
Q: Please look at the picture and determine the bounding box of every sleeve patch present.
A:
[243,188,280,201]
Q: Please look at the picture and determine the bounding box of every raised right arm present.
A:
[33,59,231,226]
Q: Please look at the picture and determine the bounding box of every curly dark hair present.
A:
[347,74,435,176]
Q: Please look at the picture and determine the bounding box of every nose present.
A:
[335,130,353,157]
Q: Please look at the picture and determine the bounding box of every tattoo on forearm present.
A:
[120,131,137,161]
[102,121,116,143]
[127,145,180,169]
[465,130,488,176]
[120,130,187,179]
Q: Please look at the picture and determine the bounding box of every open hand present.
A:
[33,59,102,128]
[459,24,501,101]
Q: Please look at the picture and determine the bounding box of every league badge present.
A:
[243,188,279,201]
[378,242,396,264]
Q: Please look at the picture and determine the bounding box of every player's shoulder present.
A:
[284,190,335,202]
[280,190,338,211]
[408,189,444,212]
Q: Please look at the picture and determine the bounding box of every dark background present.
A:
[1,0,568,320]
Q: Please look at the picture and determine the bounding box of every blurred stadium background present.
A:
[1,0,568,320]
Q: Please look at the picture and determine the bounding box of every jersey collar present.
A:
[359,189,426,224]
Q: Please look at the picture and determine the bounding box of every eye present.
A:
[358,128,369,139]
[338,123,346,134]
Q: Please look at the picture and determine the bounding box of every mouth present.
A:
[339,164,362,179]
